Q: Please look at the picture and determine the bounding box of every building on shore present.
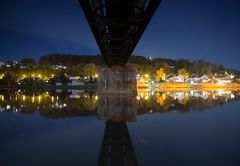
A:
[68,76,84,86]
[166,74,184,83]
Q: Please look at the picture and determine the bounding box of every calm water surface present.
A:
[0,89,240,166]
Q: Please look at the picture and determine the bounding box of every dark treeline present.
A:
[39,54,173,66]
[39,54,105,66]
[38,54,239,75]
[1,53,239,77]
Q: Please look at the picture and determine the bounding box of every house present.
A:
[185,78,195,84]
[215,73,234,84]
[200,75,210,83]
[169,65,175,69]
[0,62,6,68]
[167,74,184,83]
[185,75,210,84]
[235,77,240,83]
[51,64,68,70]
[68,76,84,86]
[55,82,63,86]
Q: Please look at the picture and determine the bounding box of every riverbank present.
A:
[2,82,240,92]
[138,82,240,91]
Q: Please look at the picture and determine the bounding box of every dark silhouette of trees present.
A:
[189,60,214,75]
[39,54,105,66]
[66,64,84,76]
[0,73,17,85]
[20,77,46,87]
[36,54,238,77]
[20,58,37,67]
[49,73,69,85]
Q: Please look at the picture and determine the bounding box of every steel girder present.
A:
[79,0,161,67]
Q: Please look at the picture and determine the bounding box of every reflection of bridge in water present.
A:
[97,94,138,166]
[98,120,138,166]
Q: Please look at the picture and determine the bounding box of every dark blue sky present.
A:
[1,0,240,69]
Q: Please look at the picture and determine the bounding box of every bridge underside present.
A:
[79,0,161,67]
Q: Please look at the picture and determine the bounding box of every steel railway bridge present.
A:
[79,0,162,67]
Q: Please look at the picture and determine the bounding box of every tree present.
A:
[0,73,17,85]
[156,68,166,82]
[39,54,105,66]
[20,77,45,87]
[178,68,189,79]
[189,60,213,75]
[51,72,69,85]
[138,65,154,79]
[176,59,190,70]
[83,63,98,78]
[67,64,84,76]
[20,58,37,67]
[162,63,169,74]
[154,62,169,75]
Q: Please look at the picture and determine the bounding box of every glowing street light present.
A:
[23,95,26,102]
[144,95,149,100]
[144,74,149,79]
[38,96,42,103]
[136,96,140,101]
[0,74,5,79]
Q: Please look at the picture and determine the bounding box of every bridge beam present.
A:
[79,0,162,67]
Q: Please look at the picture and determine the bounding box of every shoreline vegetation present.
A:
[1,54,240,92]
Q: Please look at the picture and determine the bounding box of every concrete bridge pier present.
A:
[97,66,137,94]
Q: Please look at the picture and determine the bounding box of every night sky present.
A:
[1,0,240,69]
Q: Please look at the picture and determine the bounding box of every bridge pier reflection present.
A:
[98,120,138,166]
[97,94,138,166]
